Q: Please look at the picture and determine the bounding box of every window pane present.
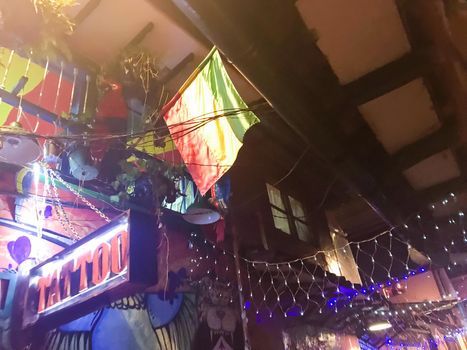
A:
[266,183,286,210]
[289,196,310,241]
[288,196,305,219]
[272,207,291,234]
[295,219,310,242]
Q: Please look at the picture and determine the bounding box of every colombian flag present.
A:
[163,48,259,195]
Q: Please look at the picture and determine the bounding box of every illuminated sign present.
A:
[22,211,157,330]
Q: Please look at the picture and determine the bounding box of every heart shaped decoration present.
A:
[7,236,31,265]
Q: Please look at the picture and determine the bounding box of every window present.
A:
[266,184,310,241]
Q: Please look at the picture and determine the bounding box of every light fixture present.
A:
[182,195,220,225]
[67,146,98,181]
[0,122,41,166]
[183,205,221,225]
[368,321,392,332]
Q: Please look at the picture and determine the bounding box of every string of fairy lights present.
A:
[183,190,466,346]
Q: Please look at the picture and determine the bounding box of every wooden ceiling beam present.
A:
[387,121,457,173]
[74,0,102,26]
[396,0,467,207]
[146,0,211,47]
[125,22,154,49]
[344,51,430,105]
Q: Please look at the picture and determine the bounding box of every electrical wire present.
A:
[0,102,269,143]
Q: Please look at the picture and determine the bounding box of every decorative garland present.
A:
[0,0,76,60]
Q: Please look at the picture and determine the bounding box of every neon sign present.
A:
[22,211,157,330]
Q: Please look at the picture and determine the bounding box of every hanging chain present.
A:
[47,167,111,223]
[44,175,68,235]
[47,169,81,241]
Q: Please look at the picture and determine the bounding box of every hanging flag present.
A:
[163,48,259,195]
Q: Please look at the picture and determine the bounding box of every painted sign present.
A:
[22,211,157,330]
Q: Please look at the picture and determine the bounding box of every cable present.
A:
[271,145,311,187]
[0,102,269,142]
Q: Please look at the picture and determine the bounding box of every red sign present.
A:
[22,211,157,330]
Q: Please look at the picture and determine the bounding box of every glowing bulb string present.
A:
[68,67,78,115]
[33,56,50,133]
[15,56,32,124]
[185,191,465,318]
[0,49,15,90]
[52,61,64,115]
[344,292,466,348]
[354,299,465,349]
[373,297,465,334]
[82,74,90,115]
[235,192,466,267]
[385,326,467,349]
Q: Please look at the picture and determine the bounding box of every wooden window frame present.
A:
[266,184,311,242]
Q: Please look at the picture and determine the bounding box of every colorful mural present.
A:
[193,278,244,350]
[45,293,197,350]
[0,48,74,135]
[43,279,245,350]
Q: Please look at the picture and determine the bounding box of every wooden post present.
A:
[232,222,251,350]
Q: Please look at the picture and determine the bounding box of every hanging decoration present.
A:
[119,47,159,99]
[0,0,76,60]
[111,156,183,209]
[163,48,260,196]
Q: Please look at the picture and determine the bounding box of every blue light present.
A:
[361,288,367,294]
[403,275,409,280]
[244,300,251,310]
[327,298,337,308]
[410,271,416,276]
[419,267,426,272]
[286,306,302,317]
